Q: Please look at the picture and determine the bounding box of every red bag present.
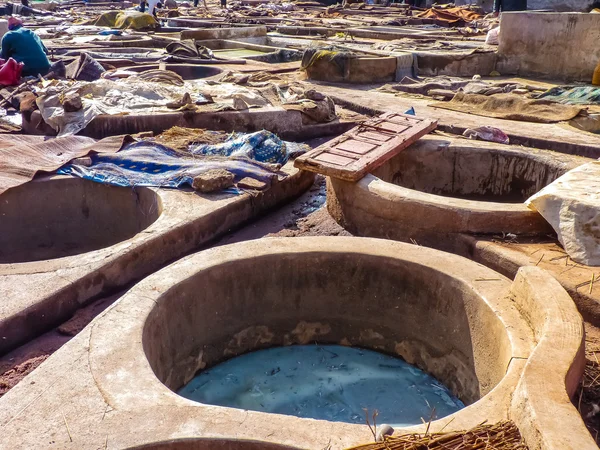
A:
[0,58,23,86]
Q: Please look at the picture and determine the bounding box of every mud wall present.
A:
[497,12,600,81]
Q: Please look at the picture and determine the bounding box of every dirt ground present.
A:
[216,174,350,246]
[578,322,600,444]
[0,292,120,396]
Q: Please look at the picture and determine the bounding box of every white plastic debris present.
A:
[376,424,395,442]
[485,26,500,45]
[526,161,600,266]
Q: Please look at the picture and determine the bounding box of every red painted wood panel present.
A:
[294,112,437,182]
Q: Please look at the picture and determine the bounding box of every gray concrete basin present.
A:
[0,166,314,355]
[0,177,161,264]
[327,136,589,250]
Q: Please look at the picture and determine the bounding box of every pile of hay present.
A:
[154,126,228,151]
[347,421,528,450]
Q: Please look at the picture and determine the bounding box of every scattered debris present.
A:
[463,125,509,144]
[347,420,528,450]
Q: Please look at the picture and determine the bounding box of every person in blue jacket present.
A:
[1,17,50,77]
[493,0,526,14]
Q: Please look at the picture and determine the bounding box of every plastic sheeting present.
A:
[190,130,306,164]
[58,131,308,192]
[526,162,600,266]
[90,11,158,30]
[36,78,198,136]
[0,57,23,86]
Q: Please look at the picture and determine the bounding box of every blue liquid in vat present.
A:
[177,345,464,426]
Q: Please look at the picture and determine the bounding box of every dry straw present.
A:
[346,420,528,450]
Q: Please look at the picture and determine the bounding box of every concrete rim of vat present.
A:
[81,237,589,449]
[0,166,314,355]
[327,136,588,248]
[0,176,162,264]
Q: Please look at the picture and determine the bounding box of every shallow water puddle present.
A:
[178,345,464,426]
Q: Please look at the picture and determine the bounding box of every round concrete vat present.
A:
[327,137,588,250]
[143,240,520,406]
[303,52,398,84]
[122,64,223,80]
[0,238,588,449]
[0,176,161,264]
[87,237,537,448]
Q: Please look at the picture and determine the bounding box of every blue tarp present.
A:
[58,131,308,192]
[190,130,304,164]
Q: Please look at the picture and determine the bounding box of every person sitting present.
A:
[493,0,526,15]
[139,0,161,16]
[0,17,50,77]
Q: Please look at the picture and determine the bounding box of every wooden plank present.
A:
[294,112,438,182]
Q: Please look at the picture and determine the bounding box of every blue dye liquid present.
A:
[178,345,464,426]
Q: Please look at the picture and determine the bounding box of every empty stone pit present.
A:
[122,64,223,80]
[302,50,400,84]
[128,440,297,450]
[379,139,568,203]
[327,137,587,247]
[0,176,161,264]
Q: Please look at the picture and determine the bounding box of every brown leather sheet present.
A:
[415,7,482,25]
[0,135,127,195]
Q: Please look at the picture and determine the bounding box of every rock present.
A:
[304,89,326,101]
[237,177,268,190]
[192,169,235,193]
[70,157,93,167]
[166,92,193,109]
[376,424,394,442]
[61,92,82,112]
[232,96,249,110]
[526,161,600,266]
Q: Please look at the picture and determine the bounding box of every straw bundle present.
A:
[155,127,227,150]
[346,420,528,450]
